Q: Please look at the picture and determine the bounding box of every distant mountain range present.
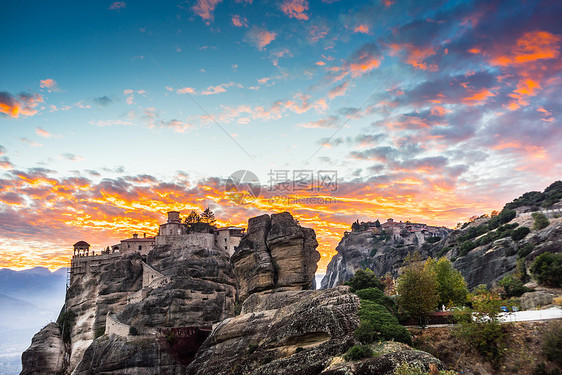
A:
[0,267,67,375]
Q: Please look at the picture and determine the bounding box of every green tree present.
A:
[200,207,216,225]
[511,226,530,241]
[532,212,550,230]
[396,252,438,325]
[345,269,384,292]
[185,210,201,224]
[427,257,468,308]
[455,285,507,367]
[530,252,562,287]
[498,273,531,298]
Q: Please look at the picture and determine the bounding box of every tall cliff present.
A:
[21,233,236,375]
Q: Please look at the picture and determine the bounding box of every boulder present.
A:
[187,287,360,375]
[520,291,554,310]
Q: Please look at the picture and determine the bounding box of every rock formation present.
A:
[231,212,320,301]
[20,323,65,375]
[322,215,562,290]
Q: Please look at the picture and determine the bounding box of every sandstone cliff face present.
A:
[231,212,320,301]
[187,287,361,375]
[20,323,65,375]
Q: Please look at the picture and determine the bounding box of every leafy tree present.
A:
[355,287,397,315]
[455,285,507,367]
[199,207,216,225]
[345,269,384,292]
[530,252,562,287]
[498,273,531,298]
[396,252,438,325]
[351,220,361,232]
[427,257,468,308]
[532,212,550,230]
[374,219,381,228]
[185,210,201,224]
[382,272,396,296]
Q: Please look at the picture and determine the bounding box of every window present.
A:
[139,245,142,251]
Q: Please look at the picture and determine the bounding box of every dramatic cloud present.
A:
[0,91,43,118]
[245,26,277,50]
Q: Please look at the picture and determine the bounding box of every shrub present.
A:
[94,326,105,338]
[393,362,426,375]
[345,269,385,292]
[532,212,550,230]
[165,331,177,345]
[56,309,76,343]
[542,321,562,366]
[518,243,534,259]
[530,252,562,287]
[129,326,139,336]
[426,236,441,244]
[511,227,530,241]
[247,343,258,354]
[358,300,411,345]
[344,344,372,361]
[459,241,475,256]
[355,287,397,315]
[436,246,451,258]
[498,274,531,298]
[355,320,376,344]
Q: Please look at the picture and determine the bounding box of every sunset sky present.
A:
[1,0,561,272]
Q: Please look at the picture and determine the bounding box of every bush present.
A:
[94,326,105,338]
[247,343,258,354]
[459,241,475,256]
[426,236,441,244]
[530,252,562,287]
[358,300,411,345]
[345,269,385,292]
[518,243,534,258]
[498,274,531,298]
[436,246,451,258]
[344,344,372,361]
[532,212,550,230]
[511,227,530,241]
[56,309,76,343]
[542,321,562,366]
[165,331,177,345]
[355,320,376,344]
[129,326,139,336]
[355,287,397,315]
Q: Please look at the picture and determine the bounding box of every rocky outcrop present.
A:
[187,287,360,375]
[322,217,562,290]
[232,212,320,301]
[321,230,445,289]
[20,323,65,375]
[72,334,188,375]
[520,291,554,310]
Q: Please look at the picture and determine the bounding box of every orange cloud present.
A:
[0,170,499,272]
[388,43,437,70]
[462,88,496,105]
[192,0,223,23]
[0,92,43,118]
[246,26,277,50]
[40,78,58,92]
[490,31,562,67]
[354,24,370,34]
[280,0,309,21]
[231,14,248,27]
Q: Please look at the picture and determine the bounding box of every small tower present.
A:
[167,211,181,223]
[73,241,90,257]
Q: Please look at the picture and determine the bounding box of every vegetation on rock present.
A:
[532,212,550,230]
[530,252,562,287]
[345,268,385,292]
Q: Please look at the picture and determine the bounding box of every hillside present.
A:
[322,181,562,290]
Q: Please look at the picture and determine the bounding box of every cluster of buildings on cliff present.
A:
[71,211,245,279]
[348,218,448,242]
